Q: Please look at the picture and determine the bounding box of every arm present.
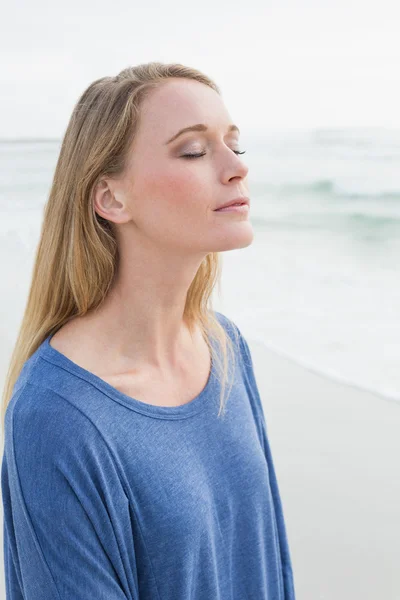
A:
[2,516,24,600]
[238,329,297,599]
[1,384,139,600]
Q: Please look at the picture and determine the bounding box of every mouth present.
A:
[214,203,249,214]
[214,197,250,212]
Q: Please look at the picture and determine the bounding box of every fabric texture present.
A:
[1,311,296,599]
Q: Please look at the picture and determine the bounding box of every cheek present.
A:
[133,165,211,241]
[157,165,207,209]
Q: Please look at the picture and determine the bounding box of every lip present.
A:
[214,197,250,211]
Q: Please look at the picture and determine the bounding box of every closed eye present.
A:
[181,150,246,159]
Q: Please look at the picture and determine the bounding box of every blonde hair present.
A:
[1,61,240,435]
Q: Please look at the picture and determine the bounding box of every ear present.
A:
[93,179,130,224]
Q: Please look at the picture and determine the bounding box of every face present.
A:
[98,77,253,255]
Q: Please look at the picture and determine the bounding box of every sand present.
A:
[248,338,400,600]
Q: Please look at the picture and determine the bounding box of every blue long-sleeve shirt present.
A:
[1,311,296,599]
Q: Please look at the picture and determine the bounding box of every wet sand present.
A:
[248,338,400,600]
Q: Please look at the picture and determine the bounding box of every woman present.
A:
[1,62,296,599]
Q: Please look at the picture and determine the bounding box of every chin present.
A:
[213,227,254,252]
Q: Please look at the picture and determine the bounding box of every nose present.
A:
[229,156,249,182]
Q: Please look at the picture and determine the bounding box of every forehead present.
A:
[136,78,233,140]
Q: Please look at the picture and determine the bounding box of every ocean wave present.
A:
[266,179,400,200]
[248,334,400,406]
[251,211,400,238]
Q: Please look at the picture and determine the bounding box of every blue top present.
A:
[1,311,296,600]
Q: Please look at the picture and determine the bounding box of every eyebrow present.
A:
[165,123,240,145]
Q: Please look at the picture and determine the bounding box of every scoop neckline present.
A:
[39,331,219,419]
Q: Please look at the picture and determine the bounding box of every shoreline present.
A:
[248,338,400,600]
[249,334,400,407]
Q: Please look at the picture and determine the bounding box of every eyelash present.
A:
[181,150,246,159]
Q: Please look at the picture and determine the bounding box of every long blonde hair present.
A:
[1,61,239,435]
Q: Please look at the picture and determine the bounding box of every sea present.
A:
[0,127,399,404]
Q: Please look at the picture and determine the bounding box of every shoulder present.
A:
[5,382,107,470]
[4,381,128,506]
[214,310,242,341]
[214,311,250,359]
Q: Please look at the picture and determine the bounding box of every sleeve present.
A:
[2,491,24,600]
[237,329,297,599]
[1,385,140,600]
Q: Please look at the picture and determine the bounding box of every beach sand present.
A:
[248,338,400,600]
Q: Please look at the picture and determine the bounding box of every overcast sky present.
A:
[1,0,400,139]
